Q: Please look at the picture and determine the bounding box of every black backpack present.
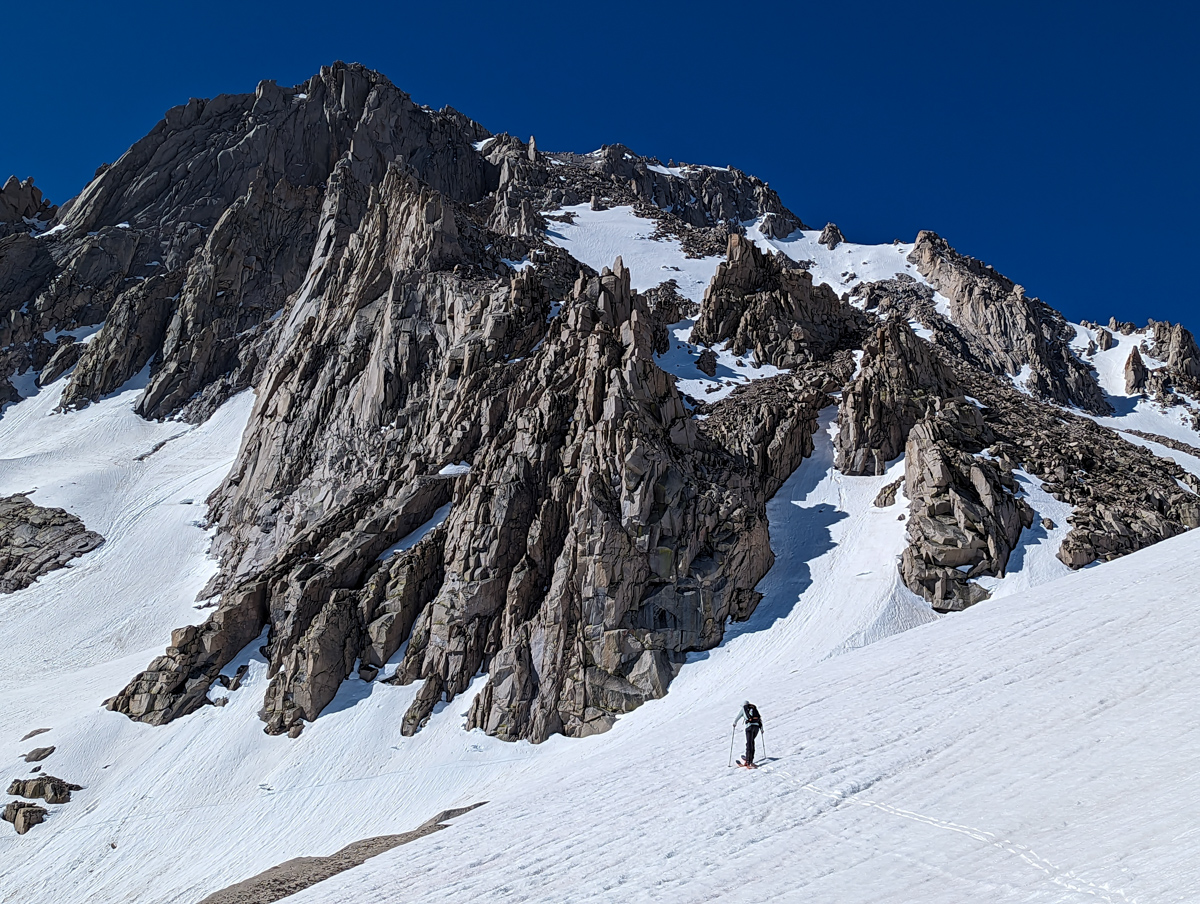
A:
[744,703,762,725]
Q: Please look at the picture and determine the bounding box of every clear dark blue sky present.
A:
[4,1,1197,331]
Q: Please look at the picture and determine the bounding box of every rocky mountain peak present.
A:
[0,176,56,238]
[3,63,1198,750]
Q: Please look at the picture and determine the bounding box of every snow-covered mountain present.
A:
[2,62,1199,902]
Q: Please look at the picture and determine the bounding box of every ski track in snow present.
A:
[1,208,1197,903]
[773,769,1137,904]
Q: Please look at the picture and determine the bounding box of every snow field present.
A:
[543,205,720,305]
[1069,323,1200,467]
[284,421,1200,904]
[2,205,1196,903]
[0,377,253,686]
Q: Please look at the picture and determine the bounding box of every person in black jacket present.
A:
[733,701,763,766]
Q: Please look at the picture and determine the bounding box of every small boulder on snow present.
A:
[2,800,47,835]
[873,478,903,508]
[7,775,82,805]
[818,222,845,249]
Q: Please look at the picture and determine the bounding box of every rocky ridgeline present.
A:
[1,63,795,419]
[1077,317,1200,426]
[908,231,1111,414]
[838,282,1200,606]
[0,494,104,595]
[3,62,1199,744]
[959,367,1200,568]
[0,176,56,239]
[104,151,824,741]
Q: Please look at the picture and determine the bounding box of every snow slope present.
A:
[1068,323,1200,476]
[743,222,924,296]
[544,205,721,304]
[295,520,1200,904]
[0,378,1109,903]
[2,209,1196,903]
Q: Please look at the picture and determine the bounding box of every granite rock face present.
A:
[1,63,501,415]
[900,401,1032,611]
[909,231,1110,415]
[691,234,866,367]
[835,320,961,476]
[107,147,825,741]
[0,495,104,595]
[0,176,56,239]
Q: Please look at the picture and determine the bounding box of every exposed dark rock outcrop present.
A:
[0,176,56,238]
[908,231,1110,414]
[957,369,1200,569]
[567,144,804,235]
[839,275,1200,597]
[691,234,866,366]
[818,222,844,249]
[1124,346,1148,395]
[0,495,104,594]
[2,800,46,835]
[835,320,961,476]
[900,401,1032,611]
[196,803,485,904]
[37,339,84,386]
[59,270,187,408]
[1148,320,1200,380]
[7,776,81,805]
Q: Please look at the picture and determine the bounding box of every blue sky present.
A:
[4,1,1196,331]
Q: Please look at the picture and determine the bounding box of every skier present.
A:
[733,701,763,767]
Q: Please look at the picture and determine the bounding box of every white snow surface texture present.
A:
[2,209,1199,903]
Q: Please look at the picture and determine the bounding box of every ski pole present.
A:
[728,725,737,767]
[761,728,767,760]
